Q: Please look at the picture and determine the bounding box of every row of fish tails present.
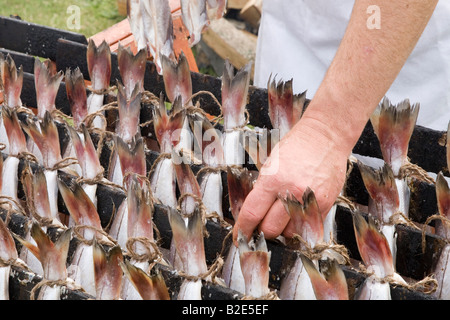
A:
[1,26,450,300]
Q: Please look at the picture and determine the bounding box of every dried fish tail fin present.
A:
[92,242,124,300]
[267,75,305,139]
[162,51,193,107]
[0,53,23,108]
[238,231,271,298]
[300,255,348,300]
[120,260,170,300]
[34,58,63,119]
[116,81,142,144]
[370,97,419,177]
[280,188,324,249]
[117,43,147,99]
[65,67,88,129]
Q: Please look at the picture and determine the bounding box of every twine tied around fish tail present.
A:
[30,278,87,300]
[87,85,117,96]
[83,100,118,131]
[334,195,357,212]
[241,291,279,301]
[0,257,33,273]
[224,110,251,133]
[76,169,125,192]
[125,236,163,264]
[147,152,172,182]
[17,151,39,164]
[177,193,210,238]
[386,210,421,231]
[291,233,350,265]
[184,90,224,127]
[73,224,117,247]
[12,105,36,117]
[421,214,450,253]
[0,143,5,151]
[356,263,438,294]
[178,255,225,285]
[0,195,28,218]
[399,161,435,184]
[141,90,160,106]
[47,157,79,172]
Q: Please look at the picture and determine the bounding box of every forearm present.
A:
[296,0,438,154]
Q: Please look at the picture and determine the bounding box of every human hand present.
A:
[232,115,350,242]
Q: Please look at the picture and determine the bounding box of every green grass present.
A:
[0,0,125,38]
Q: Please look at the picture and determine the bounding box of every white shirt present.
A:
[254,0,450,131]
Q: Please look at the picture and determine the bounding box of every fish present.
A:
[150,94,185,208]
[20,163,64,275]
[206,0,227,20]
[58,177,114,297]
[22,111,64,222]
[118,174,160,300]
[162,52,193,107]
[237,231,271,299]
[357,161,400,262]
[352,211,406,300]
[0,53,23,109]
[34,58,63,119]
[140,0,175,74]
[1,108,28,204]
[92,241,124,300]
[221,61,251,166]
[66,123,103,205]
[86,39,111,129]
[127,0,147,52]
[0,54,23,155]
[15,222,72,300]
[169,148,203,270]
[267,75,305,140]
[120,259,170,300]
[222,167,254,293]
[181,0,210,47]
[432,172,450,299]
[300,254,348,300]
[117,43,147,99]
[195,117,225,220]
[65,67,88,130]
[108,82,143,185]
[370,97,419,217]
[0,216,18,300]
[278,189,324,300]
[168,204,207,300]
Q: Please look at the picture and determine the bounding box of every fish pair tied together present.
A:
[1,28,450,301]
[127,0,227,74]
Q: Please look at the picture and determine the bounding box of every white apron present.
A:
[254,0,450,131]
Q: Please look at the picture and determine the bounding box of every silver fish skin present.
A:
[181,0,209,47]
[279,253,316,300]
[140,0,174,74]
[206,0,227,20]
[127,0,147,51]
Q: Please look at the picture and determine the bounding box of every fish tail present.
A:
[65,68,88,129]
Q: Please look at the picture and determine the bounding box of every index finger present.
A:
[232,184,276,244]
